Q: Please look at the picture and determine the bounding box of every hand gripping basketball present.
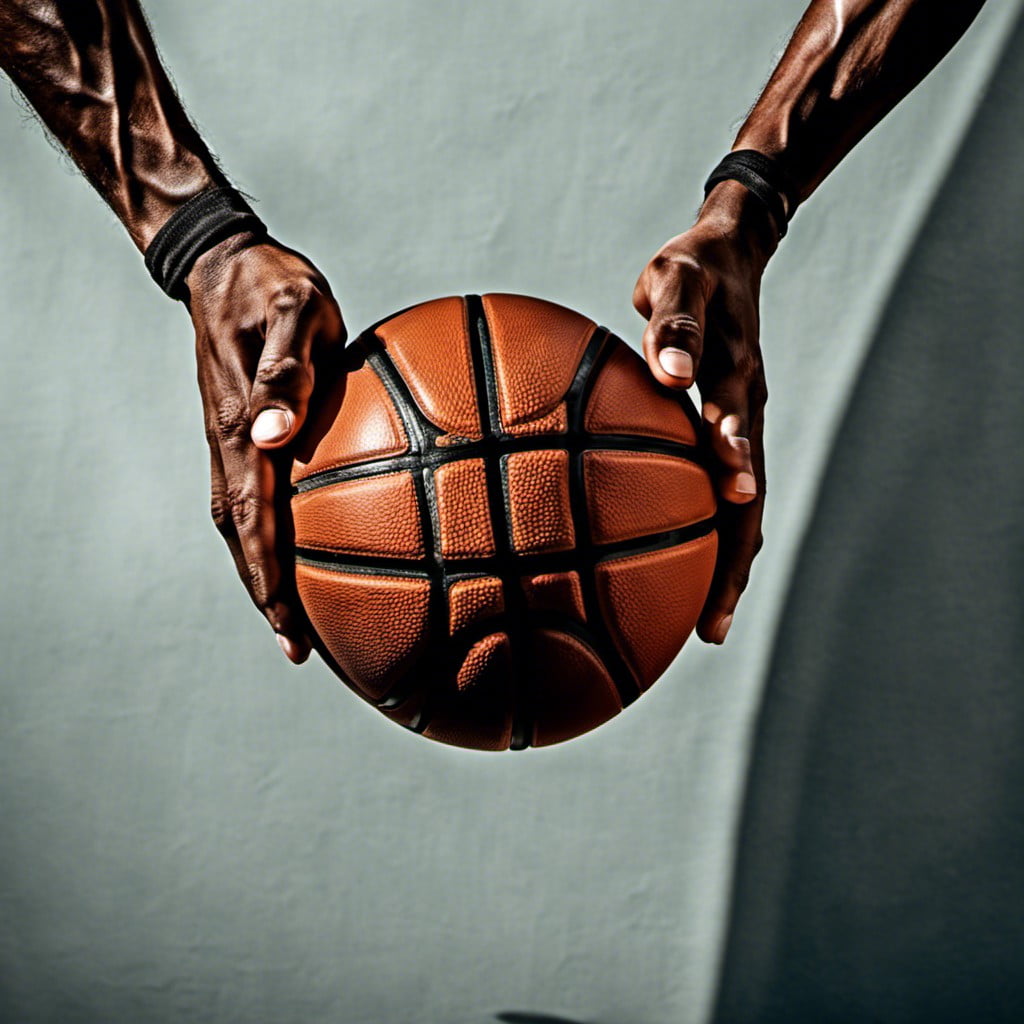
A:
[289,294,717,751]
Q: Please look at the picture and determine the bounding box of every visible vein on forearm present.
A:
[0,0,224,247]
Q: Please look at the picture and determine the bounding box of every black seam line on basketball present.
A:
[466,294,532,751]
[564,328,642,708]
[379,610,617,717]
[292,433,704,493]
[361,336,440,449]
[361,337,450,724]
[294,518,715,578]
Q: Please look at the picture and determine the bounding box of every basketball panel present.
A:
[292,363,408,484]
[421,632,515,750]
[505,449,575,554]
[584,341,699,446]
[583,450,716,545]
[376,296,483,441]
[521,571,586,622]
[527,629,623,747]
[433,458,496,559]
[595,532,718,691]
[482,293,596,429]
[292,472,423,557]
[296,564,431,702]
[448,576,505,635]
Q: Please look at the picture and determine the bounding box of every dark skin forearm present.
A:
[1,0,347,665]
[0,0,223,249]
[735,0,988,211]
[636,0,985,644]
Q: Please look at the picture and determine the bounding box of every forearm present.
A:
[0,0,226,250]
[733,0,986,211]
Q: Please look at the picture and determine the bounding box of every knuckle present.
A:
[652,251,706,282]
[254,355,309,393]
[655,312,703,346]
[213,395,251,445]
[247,561,271,607]
[209,495,233,537]
[225,488,263,532]
[270,279,315,315]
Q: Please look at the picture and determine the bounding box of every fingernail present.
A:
[736,472,757,496]
[658,347,693,380]
[714,614,733,645]
[251,408,292,444]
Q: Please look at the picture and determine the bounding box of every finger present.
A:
[211,394,312,665]
[640,260,710,390]
[209,443,256,601]
[248,284,332,449]
[698,395,766,644]
[702,381,757,505]
[697,491,764,645]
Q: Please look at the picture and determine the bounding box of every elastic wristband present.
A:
[703,150,796,240]
[144,187,267,300]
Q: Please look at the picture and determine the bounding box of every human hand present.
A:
[633,180,778,645]
[187,233,346,664]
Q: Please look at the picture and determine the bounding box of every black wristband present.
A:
[703,150,796,240]
[144,186,267,300]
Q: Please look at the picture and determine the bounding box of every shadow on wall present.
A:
[712,11,1024,1024]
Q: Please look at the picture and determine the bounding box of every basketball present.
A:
[290,294,717,750]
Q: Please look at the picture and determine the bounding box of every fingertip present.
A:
[697,612,734,646]
[713,614,733,645]
[735,471,757,496]
[276,632,310,665]
[720,471,758,504]
[719,413,744,440]
[702,402,723,426]
[251,407,295,448]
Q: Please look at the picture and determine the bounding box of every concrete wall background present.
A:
[0,2,1019,1022]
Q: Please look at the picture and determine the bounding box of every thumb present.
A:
[251,404,301,448]
[641,266,709,391]
[248,294,319,450]
[249,351,312,448]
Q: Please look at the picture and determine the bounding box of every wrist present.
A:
[144,188,267,302]
[126,164,224,252]
[696,180,779,269]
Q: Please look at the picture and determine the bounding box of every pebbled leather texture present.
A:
[448,576,505,635]
[595,533,718,692]
[434,458,496,559]
[521,571,586,622]
[502,401,568,437]
[583,450,716,545]
[422,633,514,751]
[292,472,423,557]
[584,341,698,446]
[292,363,408,484]
[506,449,575,554]
[482,293,596,429]
[295,565,431,702]
[293,294,717,750]
[376,295,483,440]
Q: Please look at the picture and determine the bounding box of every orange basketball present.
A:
[290,294,717,750]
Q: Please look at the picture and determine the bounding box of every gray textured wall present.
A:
[713,12,1024,1022]
[0,2,1019,1022]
